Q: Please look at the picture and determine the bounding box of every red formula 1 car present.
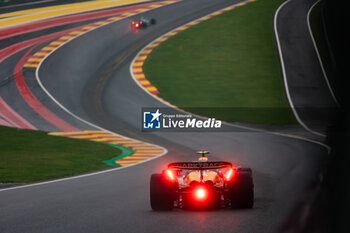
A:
[150,151,254,210]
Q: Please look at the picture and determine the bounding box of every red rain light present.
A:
[195,188,207,200]
[135,23,139,28]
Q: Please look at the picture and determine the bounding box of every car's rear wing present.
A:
[168,161,232,170]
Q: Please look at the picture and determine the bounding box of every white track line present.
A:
[274,0,326,137]
[130,0,331,151]
[0,0,152,29]
[1,0,332,192]
[307,0,339,106]
[0,2,183,192]
[0,148,166,192]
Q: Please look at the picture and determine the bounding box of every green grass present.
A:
[143,0,296,125]
[0,126,121,183]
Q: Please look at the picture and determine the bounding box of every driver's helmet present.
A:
[197,151,209,162]
[198,156,208,162]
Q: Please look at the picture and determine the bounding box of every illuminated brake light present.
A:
[225,168,235,181]
[195,188,207,200]
[165,169,175,181]
[135,23,139,28]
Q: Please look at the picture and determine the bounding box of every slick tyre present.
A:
[150,174,175,210]
[142,23,147,29]
[230,170,254,209]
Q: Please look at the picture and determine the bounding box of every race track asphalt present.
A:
[0,0,332,232]
[275,0,338,135]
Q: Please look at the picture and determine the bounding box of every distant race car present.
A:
[150,151,254,210]
[131,16,156,29]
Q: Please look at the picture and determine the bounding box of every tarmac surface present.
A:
[0,0,334,232]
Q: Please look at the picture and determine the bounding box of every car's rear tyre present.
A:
[150,174,175,210]
[229,169,254,209]
[141,23,147,29]
[150,18,156,24]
